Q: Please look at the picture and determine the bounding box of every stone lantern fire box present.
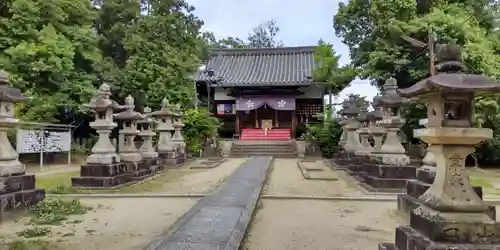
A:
[380,44,500,249]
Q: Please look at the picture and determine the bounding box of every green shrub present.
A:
[182,108,220,154]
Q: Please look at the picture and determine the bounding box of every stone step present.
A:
[230,152,296,158]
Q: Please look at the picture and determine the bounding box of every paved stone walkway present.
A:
[145,156,273,250]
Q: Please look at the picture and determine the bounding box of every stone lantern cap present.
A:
[378,78,409,107]
[137,106,155,124]
[85,83,123,111]
[372,95,382,108]
[340,102,359,116]
[0,70,28,103]
[369,109,383,121]
[114,95,145,121]
[356,110,371,122]
[171,103,184,118]
[150,98,173,117]
[398,74,500,98]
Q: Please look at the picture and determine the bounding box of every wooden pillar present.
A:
[275,109,279,128]
[291,111,296,138]
[235,112,240,134]
[255,109,258,128]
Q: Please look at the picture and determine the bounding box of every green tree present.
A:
[313,40,357,106]
[333,0,500,164]
[247,20,283,48]
[0,0,102,122]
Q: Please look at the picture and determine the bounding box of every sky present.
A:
[187,0,379,107]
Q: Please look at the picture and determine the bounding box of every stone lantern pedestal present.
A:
[114,95,155,181]
[357,78,416,192]
[380,44,500,249]
[72,84,133,188]
[0,70,44,213]
[171,104,186,163]
[333,102,361,169]
[138,106,161,171]
[150,98,179,167]
[397,121,496,220]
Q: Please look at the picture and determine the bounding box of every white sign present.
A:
[16,130,71,153]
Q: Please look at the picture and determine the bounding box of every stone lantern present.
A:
[0,70,44,212]
[354,108,373,156]
[138,106,160,169]
[378,78,410,166]
[150,98,176,165]
[337,107,347,148]
[114,95,145,165]
[340,101,361,153]
[171,103,186,162]
[381,43,500,249]
[72,83,129,188]
[84,83,123,165]
[367,96,385,154]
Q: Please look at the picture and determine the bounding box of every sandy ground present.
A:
[242,200,402,250]
[264,159,362,196]
[0,198,198,250]
[161,158,246,194]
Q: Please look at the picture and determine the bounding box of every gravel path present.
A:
[242,200,402,250]
[263,159,362,197]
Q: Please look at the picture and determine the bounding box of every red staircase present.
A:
[240,128,291,140]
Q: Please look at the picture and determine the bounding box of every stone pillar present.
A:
[397,119,495,219]
[354,111,373,156]
[355,78,415,192]
[380,43,500,249]
[150,98,177,166]
[171,103,186,162]
[138,106,160,169]
[72,83,136,188]
[0,70,44,213]
[113,95,152,180]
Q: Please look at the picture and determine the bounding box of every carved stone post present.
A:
[355,109,373,156]
[150,98,177,166]
[114,95,146,177]
[378,78,410,166]
[138,106,160,169]
[0,70,44,213]
[171,103,186,162]
[381,43,500,249]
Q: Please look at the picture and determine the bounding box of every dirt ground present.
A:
[242,200,403,250]
[263,158,362,196]
[160,158,246,194]
[0,198,198,250]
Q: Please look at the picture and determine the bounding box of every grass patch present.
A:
[17,227,52,238]
[35,169,190,194]
[1,239,56,250]
[469,177,493,189]
[30,198,91,225]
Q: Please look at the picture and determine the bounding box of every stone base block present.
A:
[359,164,417,179]
[79,163,129,177]
[1,188,45,213]
[72,174,134,188]
[416,167,436,183]
[357,173,408,191]
[405,179,484,199]
[380,225,500,250]
[0,175,36,194]
[396,194,496,220]
[143,158,162,171]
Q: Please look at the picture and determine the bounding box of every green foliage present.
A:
[304,108,342,158]
[334,0,500,164]
[313,41,357,96]
[30,198,91,225]
[247,20,283,48]
[182,108,219,154]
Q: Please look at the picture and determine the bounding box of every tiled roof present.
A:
[196,46,317,87]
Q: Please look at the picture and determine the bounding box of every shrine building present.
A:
[195,46,325,140]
